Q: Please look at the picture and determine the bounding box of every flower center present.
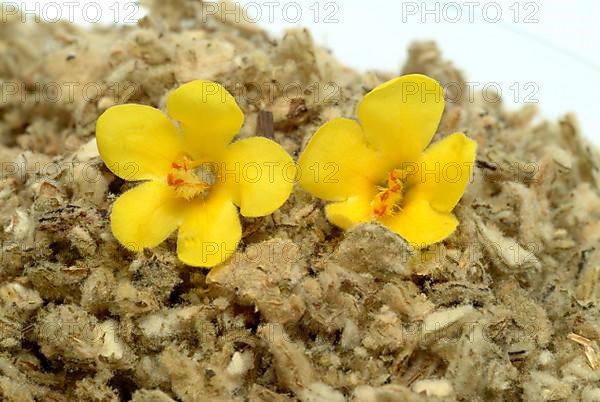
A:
[167,156,217,200]
[371,169,408,218]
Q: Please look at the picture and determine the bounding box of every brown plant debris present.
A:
[1,1,600,401]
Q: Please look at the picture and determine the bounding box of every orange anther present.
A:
[374,205,387,217]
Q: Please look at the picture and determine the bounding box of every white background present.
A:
[13,0,600,144]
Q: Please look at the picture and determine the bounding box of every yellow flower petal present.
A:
[167,80,244,158]
[325,192,375,230]
[96,104,185,181]
[176,189,242,267]
[357,74,445,167]
[223,137,295,217]
[407,132,477,212]
[381,197,458,247]
[111,181,184,251]
[297,118,383,201]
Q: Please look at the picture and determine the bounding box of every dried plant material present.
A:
[130,389,177,402]
[73,373,119,402]
[522,371,572,402]
[422,305,476,336]
[352,385,424,402]
[158,345,224,401]
[575,248,600,305]
[496,280,553,348]
[137,306,202,349]
[225,351,254,390]
[0,283,42,312]
[256,110,275,138]
[582,388,600,402]
[427,281,492,307]
[412,379,454,397]
[25,262,88,303]
[299,384,345,402]
[362,306,412,352]
[1,1,600,400]
[248,384,294,402]
[80,266,116,314]
[34,305,129,365]
[207,239,307,324]
[257,324,315,394]
[330,223,413,278]
[298,262,376,332]
[568,333,600,371]
[380,282,434,321]
[445,325,518,399]
[476,219,541,273]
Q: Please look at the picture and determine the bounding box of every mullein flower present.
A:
[96,80,295,267]
[297,74,476,247]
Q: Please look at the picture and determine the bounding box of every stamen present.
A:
[167,156,216,200]
[372,168,407,218]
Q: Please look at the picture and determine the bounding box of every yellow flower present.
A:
[96,80,295,267]
[297,74,476,247]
